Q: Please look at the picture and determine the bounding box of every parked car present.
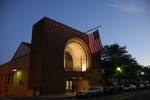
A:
[129,84,136,91]
[76,86,104,97]
[136,83,145,90]
[103,82,124,94]
[144,83,150,89]
[123,85,131,92]
[123,84,136,92]
[76,90,89,97]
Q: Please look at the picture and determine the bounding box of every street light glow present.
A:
[141,72,144,75]
[117,67,121,71]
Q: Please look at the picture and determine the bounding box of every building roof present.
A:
[34,17,88,38]
[11,42,31,60]
[1,17,89,66]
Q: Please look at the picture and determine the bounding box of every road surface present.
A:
[66,89,150,100]
[0,89,150,100]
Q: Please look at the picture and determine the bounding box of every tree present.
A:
[100,43,149,84]
[101,44,128,77]
[140,67,150,82]
[100,44,140,84]
[87,67,102,85]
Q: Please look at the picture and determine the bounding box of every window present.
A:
[64,38,90,72]
[64,52,73,71]
[65,80,73,91]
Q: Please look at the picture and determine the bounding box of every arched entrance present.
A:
[64,38,90,72]
[64,38,91,93]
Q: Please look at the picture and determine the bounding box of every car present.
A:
[129,84,136,91]
[103,82,124,94]
[123,85,131,92]
[144,83,150,88]
[76,86,104,97]
[123,84,136,92]
[88,86,104,96]
[136,83,145,90]
[103,85,113,94]
[76,90,89,97]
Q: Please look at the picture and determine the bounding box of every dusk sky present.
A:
[0,0,150,66]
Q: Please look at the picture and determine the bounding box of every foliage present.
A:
[100,43,149,82]
[87,68,102,84]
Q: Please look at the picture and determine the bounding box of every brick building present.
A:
[0,17,101,96]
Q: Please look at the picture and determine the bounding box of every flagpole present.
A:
[84,25,102,34]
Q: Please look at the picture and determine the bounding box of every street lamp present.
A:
[116,67,122,72]
[116,67,123,83]
[141,71,144,75]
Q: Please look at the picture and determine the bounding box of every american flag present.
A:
[88,30,103,54]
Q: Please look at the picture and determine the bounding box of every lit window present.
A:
[82,64,86,72]
[65,80,73,91]
[64,39,90,72]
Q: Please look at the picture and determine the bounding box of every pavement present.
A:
[0,92,76,100]
[0,89,150,100]
[41,92,76,98]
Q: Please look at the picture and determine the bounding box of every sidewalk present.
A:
[0,93,77,100]
[41,92,76,99]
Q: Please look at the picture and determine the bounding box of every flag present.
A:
[88,30,102,53]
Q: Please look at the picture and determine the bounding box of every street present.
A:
[66,89,150,100]
[0,89,150,100]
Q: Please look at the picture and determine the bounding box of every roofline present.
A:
[21,42,31,46]
[11,53,30,62]
[34,17,87,37]
[0,61,11,67]
[11,42,31,61]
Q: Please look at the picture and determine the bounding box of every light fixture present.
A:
[116,67,121,71]
[141,72,144,75]
[12,68,19,72]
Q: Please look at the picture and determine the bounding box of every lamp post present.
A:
[116,67,122,84]
[117,67,121,72]
[141,71,144,75]
[141,71,145,82]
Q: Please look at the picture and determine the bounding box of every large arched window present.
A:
[64,38,90,72]
[64,52,73,71]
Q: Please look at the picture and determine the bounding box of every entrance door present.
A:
[76,79,89,92]
[65,79,89,93]
[65,80,73,93]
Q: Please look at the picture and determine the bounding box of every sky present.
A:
[0,0,150,66]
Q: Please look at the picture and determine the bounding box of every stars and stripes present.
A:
[88,30,103,54]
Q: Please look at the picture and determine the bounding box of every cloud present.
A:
[109,3,146,13]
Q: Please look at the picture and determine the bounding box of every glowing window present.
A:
[65,80,73,91]
[64,38,90,72]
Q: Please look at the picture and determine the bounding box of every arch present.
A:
[64,38,91,72]
[64,52,73,71]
